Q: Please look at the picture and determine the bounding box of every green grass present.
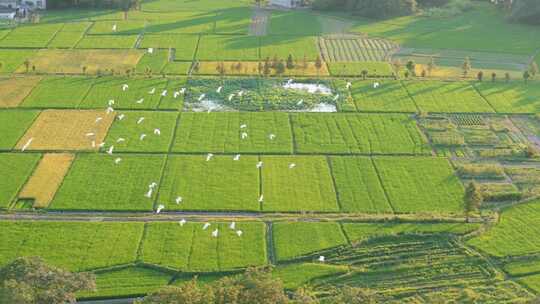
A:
[373,157,464,214]
[214,7,251,34]
[343,222,480,243]
[158,155,260,212]
[0,221,143,271]
[88,20,145,35]
[138,34,199,60]
[81,77,168,109]
[161,61,192,75]
[76,35,138,49]
[517,274,540,293]
[260,36,320,61]
[141,222,266,271]
[273,263,348,289]
[0,49,37,73]
[102,111,178,152]
[158,78,187,109]
[135,49,168,74]
[348,80,417,112]
[403,81,494,113]
[47,22,91,48]
[350,3,540,55]
[0,153,40,208]
[272,222,348,261]
[468,199,540,257]
[475,81,540,114]
[196,35,259,61]
[50,154,165,211]
[78,267,172,299]
[143,12,216,34]
[0,110,39,149]
[504,259,540,276]
[291,113,429,154]
[261,156,339,212]
[268,11,322,35]
[327,62,394,77]
[142,0,249,11]
[330,157,392,213]
[172,112,293,153]
[21,77,94,108]
[0,23,62,48]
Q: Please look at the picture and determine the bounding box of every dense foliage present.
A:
[511,0,540,24]
[0,257,95,304]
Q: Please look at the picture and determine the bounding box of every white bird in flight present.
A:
[333,94,340,101]
[21,138,33,152]
[107,145,114,155]
[122,84,129,91]
[179,219,186,226]
[228,93,235,101]
[108,99,115,105]
[116,138,125,143]
[86,132,95,137]
[147,47,153,54]
[240,124,247,129]
[203,223,211,230]
[95,117,103,123]
[206,153,214,161]
[117,114,125,120]
[106,107,114,114]
[318,256,325,262]
[216,86,223,93]
[241,132,248,139]
[139,134,146,141]
[136,98,144,104]
[269,134,276,140]
[112,23,117,31]
[212,229,219,237]
[137,117,145,124]
[346,82,352,89]
[173,91,180,98]
[236,230,243,237]
[161,90,167,97]
[258,195,264,203]
[230,222,236,230]
[289,163,296,169]
[233,154,241,161]
[256,161,263,168]
[179,88,186,94]
[149,88,156,94]
[198,94,206,101]
[176,196,183,204]
[154,128,161,136]
[114,158,122,164]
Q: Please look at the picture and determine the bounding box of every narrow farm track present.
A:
[0,210,486,223]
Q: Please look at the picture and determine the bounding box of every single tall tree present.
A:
[462,57,472,77]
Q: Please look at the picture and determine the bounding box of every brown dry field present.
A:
[19,153,75,208]
[15,109,115,151]
[0,76,41,107]
[193,61,330,76]
[16,49,144,74]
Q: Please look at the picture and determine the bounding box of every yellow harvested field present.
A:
[16,49,144,74]
[193,61,330,76]
[0,77,41,107]
[15,110,115,151]
[19,153,75,208]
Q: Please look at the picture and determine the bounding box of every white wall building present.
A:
[0,0,46,9]
[269,0,299,9]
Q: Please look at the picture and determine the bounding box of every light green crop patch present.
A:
[0,153,40,208]
[140,222,267,271]
[103,111,178,152]
[272,222,347,261]
[172,112,293,153]
[81,77,168,109]
[158,155,260,211]
[261,156,339,212]
[50,154,165,211]
[21,77,95,108]
[0,110,39,149]
[0,221,144,271]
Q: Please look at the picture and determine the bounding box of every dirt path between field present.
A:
[0,210,484,223]
[249,7,269,36]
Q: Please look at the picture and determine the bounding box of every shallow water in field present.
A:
[309,103,337,112]
[282,82,332,95]
[189,99,232,112]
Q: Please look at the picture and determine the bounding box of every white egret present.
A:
[212,229,219,237]
[179,219,186,226]
[116,138,125,143]
[117,114,125,120]
[241,132,248,139]
[206,153,214,161]
[256,161,263,168]
[114,158,122,164]
[236,230,243,237]
[95,117,103,123]
[161,90,167,97]
[136,98,144,104]
[175,196,183,204]
[108,99,115,105]
[240,124,247,129]
[149,88,156,94]
[333,94,340,101]
[318,256,325,262]
[289,163,296,169]
[156,204,165,213]
[106,107,114,114]
[229,222,236,230]
[198,93,206,101]
[346,82,352,89]
[122,84,129,91]
[216,86,223,93]
[258,195,264,203]
[179,88,186,94]
[154,128,161,135]
[233,154,241,161]
[203,223,211,230]
[269,134,276,140]
[107,145,114,155]
[228,93,235,101]
[139,134,146,141]
[86,132,95,137]
[137,117,145,124]
[21,138,33,151]
[148,48,154,54]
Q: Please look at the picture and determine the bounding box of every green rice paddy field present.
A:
[0,0,540,302]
